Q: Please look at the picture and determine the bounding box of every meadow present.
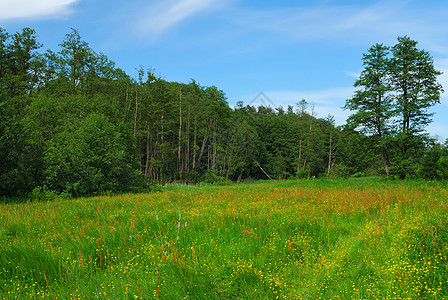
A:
[1,178,448,299]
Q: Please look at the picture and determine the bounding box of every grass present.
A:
[1,177,448,299]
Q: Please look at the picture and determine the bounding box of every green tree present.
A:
[437,156,448,180]
[225,110,259,182]
[323,115,339,178]
[0,28,9,98]
[337,127,371,176]
[0,102,27,196]
[0,27,42,105]
[389,36,443,179]
[418,141,445,180]
[44,113,143,196]
[9,28,42,96]
[344,43,393,176]
[58,28,93,92]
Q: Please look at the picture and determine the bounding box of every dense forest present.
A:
[0,27,446,197]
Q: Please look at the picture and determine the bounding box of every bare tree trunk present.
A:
[381,147,390,176]
[198,126,209,166]
[133,85,138,137]
[255,160,274,180]
[150,141,158,182]
[377,126,391,177]
[144,121,151,177]
[192,114,198,169]
[237,171,243,184]
[125,90,131,121]
[178,88,182,181]
[207,145,211,171]
[302,105,316,170]
[212,121,217,171]
[185,104,190,177]
[160,114,164,180]
[327,132,332,178]
[226,152,232,179]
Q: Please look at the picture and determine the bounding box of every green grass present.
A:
[1,178,448,299]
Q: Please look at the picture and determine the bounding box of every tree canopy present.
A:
[0,28,445,197]
[345,36,443,179]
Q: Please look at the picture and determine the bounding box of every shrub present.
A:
[328,163,349,179]
[200,171,231,185]
[295,169,310,180]
[351,172,366,178]
[29,186,58,202]
[437,156,448,179]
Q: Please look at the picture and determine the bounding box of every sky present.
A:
[2,0,448,140]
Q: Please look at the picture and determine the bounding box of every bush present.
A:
[29,186,59,202]
[200,171,231,185]
[437,156,448,179]
[43,113,144,196]
[295,169,310,180]
[185,171,199,183]
[328,164,349,179]
[149,184,165,192]
[351,172,366,178]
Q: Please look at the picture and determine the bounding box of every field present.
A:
[1,178,448,299]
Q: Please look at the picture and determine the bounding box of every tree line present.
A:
[0,27,446,197]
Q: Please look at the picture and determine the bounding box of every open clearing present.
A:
[1,178,448,299]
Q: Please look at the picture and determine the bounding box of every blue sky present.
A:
[2,0,448,140]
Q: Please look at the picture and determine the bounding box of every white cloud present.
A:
[226,0,448,48]
[134,0,222,39]
[344,70,361,80]
[0,0,78,21]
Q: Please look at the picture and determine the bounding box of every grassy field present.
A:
[1,178,448,299]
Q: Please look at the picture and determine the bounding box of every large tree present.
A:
[346,37,443,179]
[58,28,93,92]
[388,36,443,178]
[345,43,393,176]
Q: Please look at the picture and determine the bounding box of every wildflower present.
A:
[185,221,188,227]
[177,222,180,228]
[155,215,158,221]
[179,213,181,220]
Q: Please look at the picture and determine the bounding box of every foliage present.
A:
[43,113,144,196]
[199,170,232,185]
[0,102,27,196]
[344,43,393,176]
[418,142,446,179]
[389,37,443,179]
[437,156,448,180]
[28,186,67,202]
[327,163,349,179]
[295,169,310,180]
[345,37,443,179]
[0,26,445,197]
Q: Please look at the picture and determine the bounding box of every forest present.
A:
[0,27,447,197]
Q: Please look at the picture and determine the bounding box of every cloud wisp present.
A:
[226,0,448,47]
[134,0,222,40]
[0,0,79,22]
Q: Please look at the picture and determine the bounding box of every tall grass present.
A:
[1,178,447,299]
